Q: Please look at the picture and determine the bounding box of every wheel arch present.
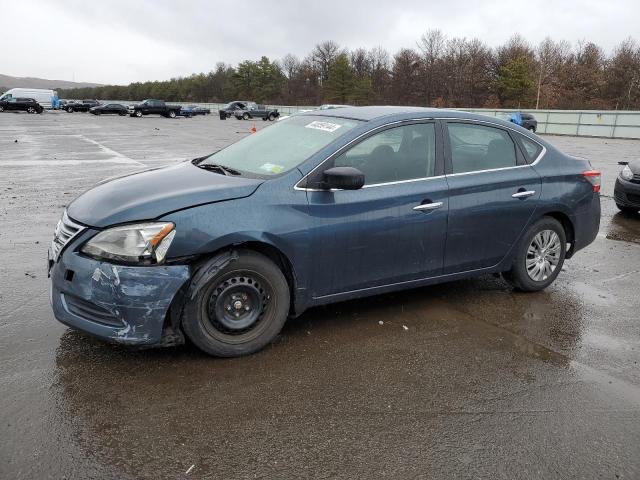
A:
[541,211,576,258]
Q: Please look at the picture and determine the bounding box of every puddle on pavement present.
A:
[606,212,640,244]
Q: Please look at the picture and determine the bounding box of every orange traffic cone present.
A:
[250,122,257,134]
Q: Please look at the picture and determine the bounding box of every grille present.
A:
[62,293,123,327]
[51,211,85,261]
[627,193,640,205]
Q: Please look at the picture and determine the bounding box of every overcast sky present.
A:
[2,0,639,85]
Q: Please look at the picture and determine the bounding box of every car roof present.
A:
[302,105,538,129]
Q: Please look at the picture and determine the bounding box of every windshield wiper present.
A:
[196,163,241,176]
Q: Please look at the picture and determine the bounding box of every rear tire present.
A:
[67,107,74,113]
[182,251,290,357]
[528,126,536,132]
[502,217,566,292]
[27,106,36,114]
[135,110,143,117]
[0,105,4,112]
[617,203,639,214]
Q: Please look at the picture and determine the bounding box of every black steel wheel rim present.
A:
[203,271,272,339]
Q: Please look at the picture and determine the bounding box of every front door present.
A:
[305,122,449,298]
[443,121,542,274]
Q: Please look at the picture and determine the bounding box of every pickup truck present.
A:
[233,102,280,121]
[65,99,100,112]
[128,99,182,118]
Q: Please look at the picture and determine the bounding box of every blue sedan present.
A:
[49,107,601,356]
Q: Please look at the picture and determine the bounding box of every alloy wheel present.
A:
[526,230,561,281]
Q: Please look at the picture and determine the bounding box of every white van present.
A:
[0,88,59,109]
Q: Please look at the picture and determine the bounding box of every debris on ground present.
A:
[185,464,195,474]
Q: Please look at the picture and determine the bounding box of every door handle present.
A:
[413,202,443,212]
[512,190,536,199]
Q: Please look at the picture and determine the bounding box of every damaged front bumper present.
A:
[50,232,190,346]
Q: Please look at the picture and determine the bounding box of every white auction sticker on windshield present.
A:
[305,121,342,133]
[259,163,285,174]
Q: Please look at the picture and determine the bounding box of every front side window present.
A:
[200,115,362,177]
[447,123,517,174]
[333,123,436,185]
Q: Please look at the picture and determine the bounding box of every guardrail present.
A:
[96,101,640,139]
[460,108,640,140]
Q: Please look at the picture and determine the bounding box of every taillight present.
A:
[582,170,601,193]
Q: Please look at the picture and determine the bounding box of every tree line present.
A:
[59,31,640,110]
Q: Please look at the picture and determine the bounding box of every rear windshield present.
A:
[200,115,362,176]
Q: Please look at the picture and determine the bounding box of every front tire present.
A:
[182,251,290,357]
[242,112,250,120]
[528,126,536,133]
[0,105,4,112]
[135,110,143,117]
[168,110,177,118]
[67,107,74,113]
[27,106,36,114]
[503,217,566,292]
[268,113,276,121]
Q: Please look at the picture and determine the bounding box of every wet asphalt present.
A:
[1,111,639,479]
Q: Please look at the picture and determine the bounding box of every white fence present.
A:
[98,100,640,139]
[461,108,640,140]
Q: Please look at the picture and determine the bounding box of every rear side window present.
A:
[515,134,543,162]
[447,123,517,174]
[334,123,436,185]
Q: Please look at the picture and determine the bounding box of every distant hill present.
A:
[0,74,102,91]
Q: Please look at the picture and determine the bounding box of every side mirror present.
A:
[323,166,365,190]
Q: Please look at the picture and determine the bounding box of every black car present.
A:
[0,97,43,114]
[128,99,182,118]
[89,103,128,116]
[66,99,100,113]
[521,113,538,132]
[614,160,640,214]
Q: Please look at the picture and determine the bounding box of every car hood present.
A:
[67,162,263,227]
[628,159,640,174]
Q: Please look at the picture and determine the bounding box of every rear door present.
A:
[305,121,449,297]
[443,121,541,274]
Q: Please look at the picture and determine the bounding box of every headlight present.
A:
[81,222,176,264]
[620,165,633,181]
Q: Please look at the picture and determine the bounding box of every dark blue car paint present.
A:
[50,107,601,346]
[50,228,190,345]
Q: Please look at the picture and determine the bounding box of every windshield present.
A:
[200,115,362,176]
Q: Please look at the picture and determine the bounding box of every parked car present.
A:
[0,97,44,114]
[179,105,210,117]
[233,103,280,121]
[66,99,100,112]
[128,99,181,118]
[507,112,538,132]
[48,107,601,357]
[319,104,351,110]
[520,113,538,132]
[614,160,640,213]
[219,100,251,119]
[89,103,128,116]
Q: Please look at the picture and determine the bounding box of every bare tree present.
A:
[417,29,446,105]
[311,40,342,84]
